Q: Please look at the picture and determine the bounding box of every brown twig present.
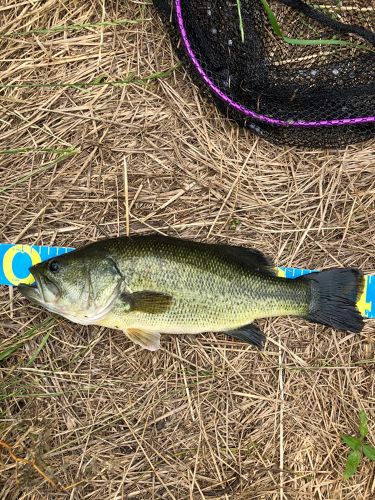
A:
[0,439,58,488]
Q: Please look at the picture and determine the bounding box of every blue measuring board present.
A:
[0,243,373,319]
[0,244,74,286]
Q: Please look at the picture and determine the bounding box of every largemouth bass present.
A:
[18,235,364,351]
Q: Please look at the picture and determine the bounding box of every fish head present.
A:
[18,250,123,324]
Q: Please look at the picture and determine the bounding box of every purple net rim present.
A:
[175,0,375,128]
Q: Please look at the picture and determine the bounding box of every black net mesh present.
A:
[153,0,375,147]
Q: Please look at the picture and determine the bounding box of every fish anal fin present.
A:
[226,323,265,349]
[126,328,161,351]
[217,245,275,276]
[120,291,172,314]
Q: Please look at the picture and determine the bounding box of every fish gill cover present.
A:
[153,0,375,147]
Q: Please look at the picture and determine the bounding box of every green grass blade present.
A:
[1,18,146,38]
[0,319,55,362]
[260,0,283,37]
[0,147,77,155]
[0,66,178,91]
[0,345,19,362]
[0,391,65,400]
[260,0,373,51]
[283,37,373,51]
[236,0,246,43]
[0,149,77,194]
[26,330,52,366]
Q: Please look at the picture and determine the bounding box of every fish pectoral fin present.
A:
[120,291,172,314]
[126,328,161,351]
[226,323,265,349]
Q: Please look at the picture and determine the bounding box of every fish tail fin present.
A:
[297,268,364,333]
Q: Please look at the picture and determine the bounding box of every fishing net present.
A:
[153,0,375,147]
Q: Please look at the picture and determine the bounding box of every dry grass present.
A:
[0,1,374,498]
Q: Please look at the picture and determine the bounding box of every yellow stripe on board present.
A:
[357,275,371,317]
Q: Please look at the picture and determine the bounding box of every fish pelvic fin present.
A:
[297,268,364,333]
[226,323,265,349]
[126,328,161,351]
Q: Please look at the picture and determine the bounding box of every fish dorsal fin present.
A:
[120,291,172,314]
[126,328,161,351]
[215,244,275,276]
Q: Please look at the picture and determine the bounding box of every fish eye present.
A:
[49,261,60,273]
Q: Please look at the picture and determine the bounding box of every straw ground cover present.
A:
[0,0,374,498]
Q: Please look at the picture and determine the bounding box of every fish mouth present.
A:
[18,268,60,305]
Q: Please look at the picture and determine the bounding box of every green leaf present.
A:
[363,444,375,461]
[236,0,245,43]
[359,410,368,438]
[341,435,362,451]
[343,450,361,480]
